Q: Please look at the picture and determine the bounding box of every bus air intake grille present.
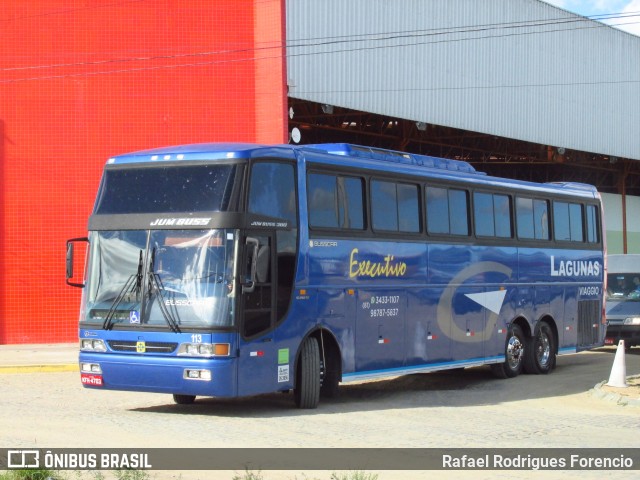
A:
[577,300,600,347]
[107,341,178,353]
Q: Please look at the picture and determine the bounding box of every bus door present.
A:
[237,232,278,396]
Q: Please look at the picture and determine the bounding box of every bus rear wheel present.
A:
[491,324,525,379]
[524,321,556,374]
[173,394,196,405]
[294,336,321,409]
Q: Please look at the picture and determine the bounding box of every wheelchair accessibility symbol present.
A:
[129,311,140,324]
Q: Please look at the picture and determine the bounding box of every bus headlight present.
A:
[177,343,230,357]
[81,363,102,374]
[80,339,107,352]
[624,317,640,325]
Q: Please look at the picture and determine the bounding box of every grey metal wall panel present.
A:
[286,0,640,160]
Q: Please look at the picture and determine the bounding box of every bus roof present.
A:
[107,142,477,173]
[106,143,295,164]
[106,142,599,199]
[303,143,480,174]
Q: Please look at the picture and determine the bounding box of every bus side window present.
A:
[308,173,364,230]
[426,186,469,236]
[586,204,599,243]
[534,199,550,240]
[248,162,297,226]
[553,201,583,242]
[474,192,511,238]
[516,197,550,241]
[371,180,420,233]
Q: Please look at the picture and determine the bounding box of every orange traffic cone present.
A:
[606,340,628,388]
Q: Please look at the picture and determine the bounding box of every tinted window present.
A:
[516,197,535,239]
[569,203,584,242]
[426,187,449,234]
[308,173,364,230]
[449,189,469,235]
[534,199,550,240]
[554,201,583,242]
[586,205,599,243]
[308,174,338,228]
[248,163,297,225]
[372,180,419,233]
[554,202,570,241]
[426,187,468,236]
[340,177,364,229]
[474,192,511,238]
[95,164,243,214]
[517,197,549,240]
[494,194,512,238]
[474,193,495,237]
[372,180,398,231]
[398,184,420,233]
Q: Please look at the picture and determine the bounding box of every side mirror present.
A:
[242,237,259,293]
[66,237,89,288]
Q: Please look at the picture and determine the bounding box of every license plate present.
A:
[604,338,614,345]
[81,373,104,387]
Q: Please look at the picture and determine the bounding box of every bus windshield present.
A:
[84,229,237,329]
[94,163,243,214]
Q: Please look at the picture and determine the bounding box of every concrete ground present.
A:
[0,341,638,403]
[1,343,639,480]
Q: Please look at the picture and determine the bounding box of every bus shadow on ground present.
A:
[132,368,494,418]
[132,351,634,418]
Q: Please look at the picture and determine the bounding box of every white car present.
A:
[605,254,640,350]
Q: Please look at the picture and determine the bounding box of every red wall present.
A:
[0,1,287,344]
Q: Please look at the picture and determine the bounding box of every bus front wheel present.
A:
[173,394,196,405]
[294,336,321,409]
[491,324,525,379]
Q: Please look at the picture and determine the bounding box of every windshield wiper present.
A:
[103,250,143,330]
[147,247,182,333]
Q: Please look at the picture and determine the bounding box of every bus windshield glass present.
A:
[94,163,243,214]
[84,229,237,329]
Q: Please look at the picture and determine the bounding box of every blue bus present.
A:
[67,143,605,408]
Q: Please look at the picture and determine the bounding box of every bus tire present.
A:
[294,337,321,409]
[173,394,196,405]
[491,324,525,379]
[524,321,556,374]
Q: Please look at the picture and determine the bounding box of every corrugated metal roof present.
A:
[286,0,640,161]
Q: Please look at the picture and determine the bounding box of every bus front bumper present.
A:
[79,352,237,397]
